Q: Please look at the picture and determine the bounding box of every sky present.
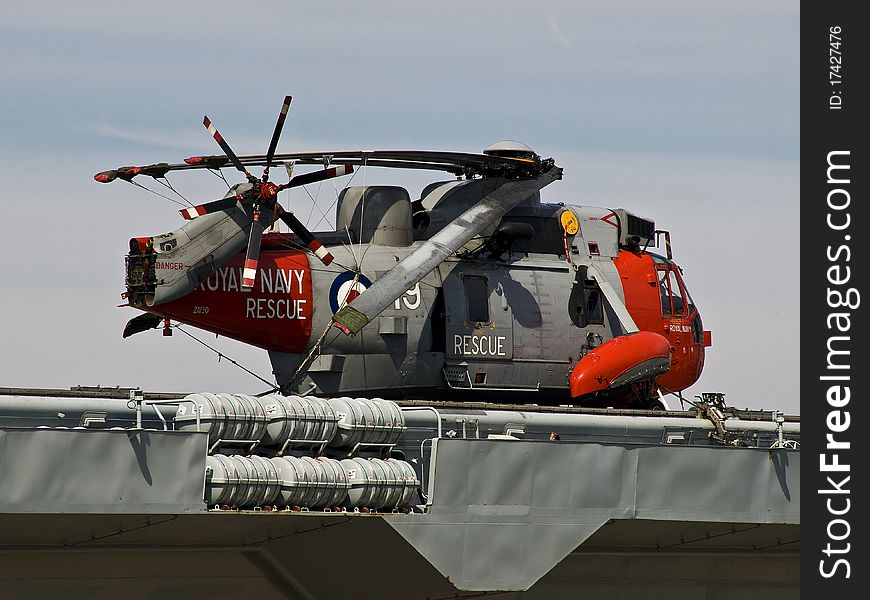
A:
[0,1,799,414]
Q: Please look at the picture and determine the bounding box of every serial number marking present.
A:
[829,26,843,110]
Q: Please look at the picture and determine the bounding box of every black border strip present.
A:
[802,3,868,596]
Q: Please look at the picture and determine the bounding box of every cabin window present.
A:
[429,289,446,352]
[584,279,604,324]
[568,267,604,327]
[464,276,490,323]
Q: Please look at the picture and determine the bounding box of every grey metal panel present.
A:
[0,512,459,600]
[0,428,207,513]
[505,268,541,360]
[378,315,408,334]
[398,408,800,453]
[307,354,345,372]
[444,266,514,362]
[0,396,173,430]
[633,445,799,523]
[0,512,798,599]
[574,206,620,257]
[504,265,586,387]
[388,438,799,591]
[390,510,606,592]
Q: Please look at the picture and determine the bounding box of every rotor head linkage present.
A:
[196,96,345,275]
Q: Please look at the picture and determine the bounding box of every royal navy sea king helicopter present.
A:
[96,96,711,409]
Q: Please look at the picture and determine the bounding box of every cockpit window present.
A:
[667,270,685,314]
[658,270,673,315]
[658,267,688,316]
[683,278,696,314]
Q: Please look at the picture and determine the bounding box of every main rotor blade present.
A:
[332,167,563,335]
[278,164,353,191]
[586,264,639,334]
[203,116,256,182]
[263,95,292,182]
[179,194,243,220]
[242,207,264,291]
[275,205,334,265]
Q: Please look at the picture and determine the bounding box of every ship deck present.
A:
[0,394,799,599]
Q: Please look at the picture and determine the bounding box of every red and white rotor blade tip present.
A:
[264,96,292,179]
[276,206,334,266]
[203,116,254,181]
[179,195,241,220]
[279,165,353,191]
[242,209,264,291]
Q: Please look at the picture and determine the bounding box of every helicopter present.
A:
[96,95,711,409]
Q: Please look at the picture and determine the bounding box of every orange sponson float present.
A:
[570,331,673,398]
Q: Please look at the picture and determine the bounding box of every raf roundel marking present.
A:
[329,272,373,314]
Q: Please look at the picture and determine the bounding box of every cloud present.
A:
[83,123,208,151]
[543,8,573,49]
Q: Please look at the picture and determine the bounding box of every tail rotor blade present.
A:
[203,116,256,182]
[242,208,264,291]
[276,206,334,265]
[278,164,353,191]
[179,195,243,220]
[263,95,292,181]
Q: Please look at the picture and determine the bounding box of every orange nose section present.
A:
[570,331,672,398]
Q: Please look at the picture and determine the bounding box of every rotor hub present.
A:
[260,181,279,200]
[483,140,538,160]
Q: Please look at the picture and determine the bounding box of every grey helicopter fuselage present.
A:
[124,174,707,407]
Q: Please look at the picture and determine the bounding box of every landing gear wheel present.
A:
[632,382,667,410]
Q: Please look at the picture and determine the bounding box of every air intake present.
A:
[614,209,655,247]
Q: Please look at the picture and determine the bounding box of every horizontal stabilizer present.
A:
[122,312,163,338]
